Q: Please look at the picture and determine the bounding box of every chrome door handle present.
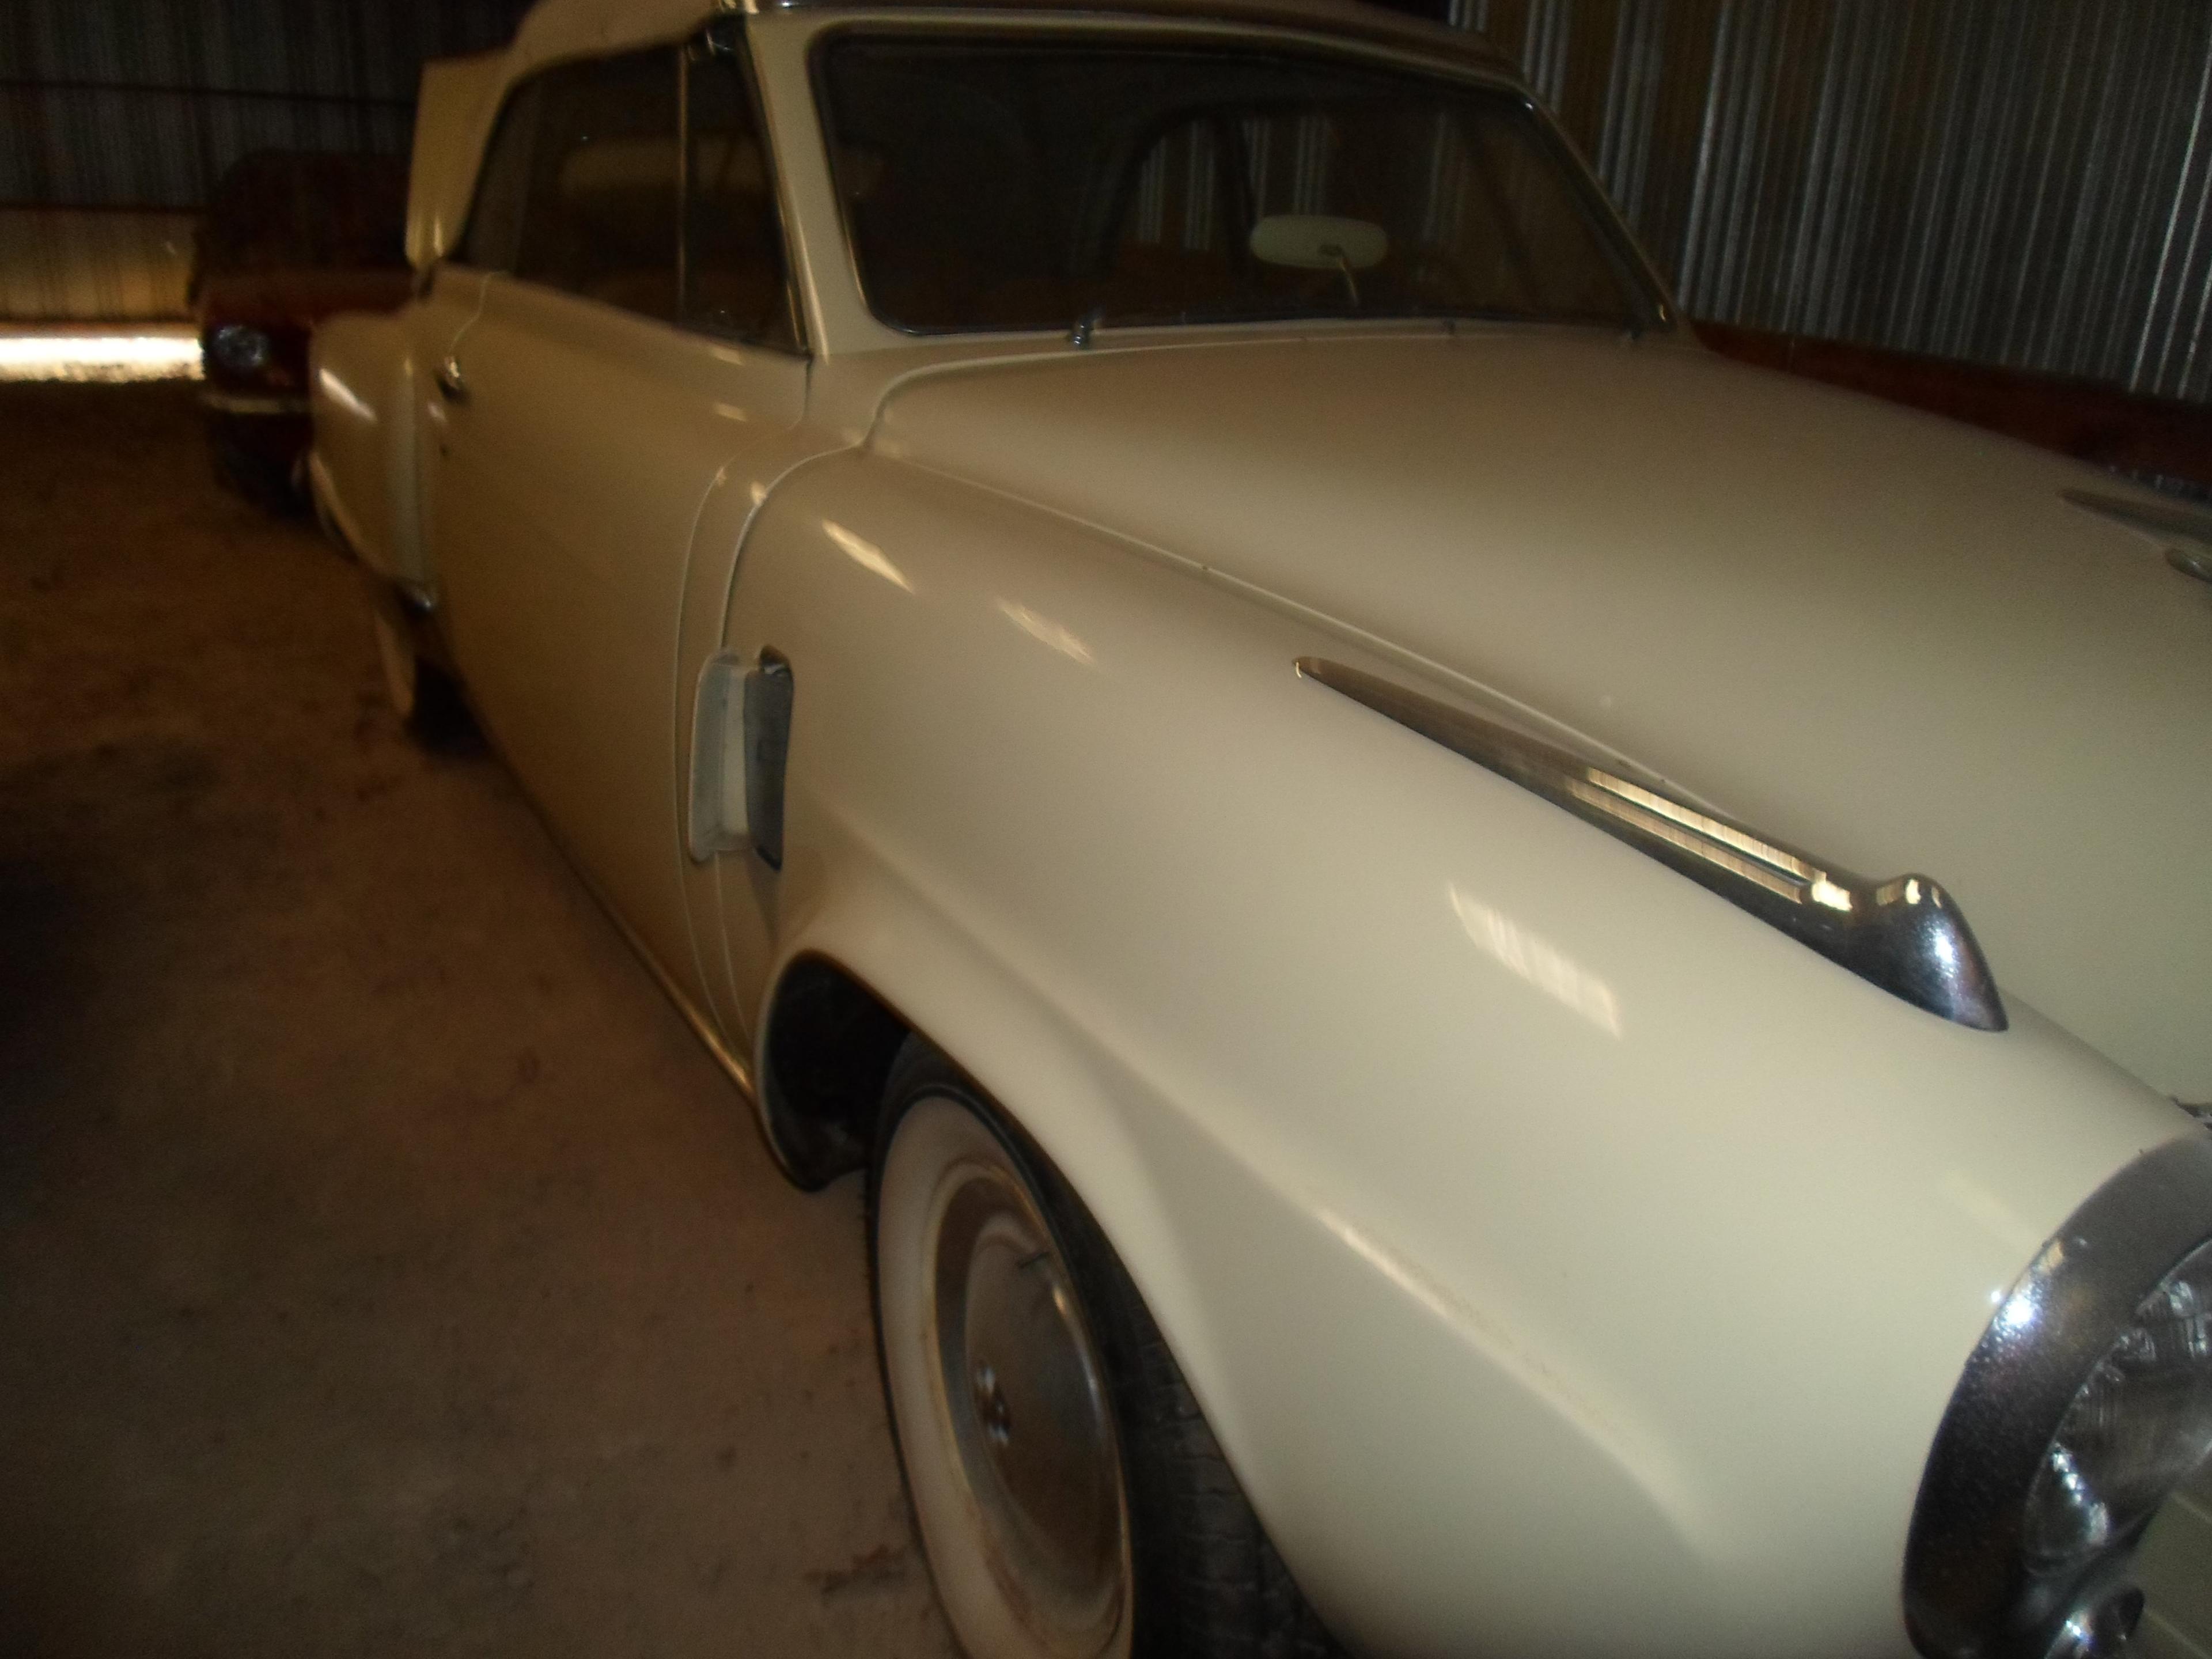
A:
[434,355,469,404]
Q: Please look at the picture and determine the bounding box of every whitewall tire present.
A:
[867,1038,1344,1659]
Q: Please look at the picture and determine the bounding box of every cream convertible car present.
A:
[309,1,2212,1654]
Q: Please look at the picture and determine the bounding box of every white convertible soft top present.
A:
[509,0,718,64]
[499,0,1499,68]
[405,0,1507,266]
[406,50,509,268]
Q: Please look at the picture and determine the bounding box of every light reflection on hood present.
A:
[1450,882,1623,1037]
[823,520,914,592]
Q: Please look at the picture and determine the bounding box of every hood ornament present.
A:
[2062,487,2212,586]
[1297,657,2007,1031]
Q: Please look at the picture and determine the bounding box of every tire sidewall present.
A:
[869,1049,1136,1659]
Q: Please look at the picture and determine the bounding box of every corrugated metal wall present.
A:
[0,0,531,320]
[5,0,2211,404]
[1452,0,2212,402]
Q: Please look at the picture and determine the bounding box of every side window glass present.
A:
[514,50,681,321]
[683,35,798,349]
[460,78,541,271]
[1445,111,1638,322]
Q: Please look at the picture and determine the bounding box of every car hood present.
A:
[870,330,2212,1100]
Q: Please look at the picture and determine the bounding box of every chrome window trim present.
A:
[1296,657,2006,1031]
[1903,1134,2212,1659]
[694,14,815,354]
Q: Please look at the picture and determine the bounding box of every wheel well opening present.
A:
[760,955,910,1190]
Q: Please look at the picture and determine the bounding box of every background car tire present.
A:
[869,1036,1346,1659]
[365,584,468,744]
[208,419,306,517]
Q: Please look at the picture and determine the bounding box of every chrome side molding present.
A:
[1296,657,2008,1031]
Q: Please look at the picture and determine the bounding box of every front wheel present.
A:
[868,1038,1343,1659]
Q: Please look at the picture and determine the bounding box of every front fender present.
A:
[306,312,422,585]
[727,451,2192,1659]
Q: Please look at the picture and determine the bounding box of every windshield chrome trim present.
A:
[1296,656,2007,1031]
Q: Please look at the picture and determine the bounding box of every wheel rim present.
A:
[880,1095,1131,1659]
[941,1173,1122,1630]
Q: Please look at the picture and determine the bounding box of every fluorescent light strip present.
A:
[0,332,203,382]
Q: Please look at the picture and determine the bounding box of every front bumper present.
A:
[199,388,310,417]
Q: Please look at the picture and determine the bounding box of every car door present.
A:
[424,35,808,999]
[407,65,542,585]
[406,268,484,587]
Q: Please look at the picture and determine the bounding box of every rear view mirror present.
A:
[1249,214,1389,271]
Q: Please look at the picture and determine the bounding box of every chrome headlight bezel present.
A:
[1905,1134,2212,1659]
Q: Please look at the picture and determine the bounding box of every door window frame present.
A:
[681,17,809,354]
[448,21,809,355]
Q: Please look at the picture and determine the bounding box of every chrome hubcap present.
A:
[930,1161,1126,1654]
[974,1362,1014,1446]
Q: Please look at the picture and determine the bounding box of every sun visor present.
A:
[407,50,506,270]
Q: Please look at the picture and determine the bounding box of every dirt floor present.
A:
[0,382,956,1658]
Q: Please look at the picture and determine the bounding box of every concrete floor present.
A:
[0,382,956,1658]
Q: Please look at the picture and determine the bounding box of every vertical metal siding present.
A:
[0,0,531,319]
[6,0,2210,396]
[1456,0,2212,403]
[0,209,196,319]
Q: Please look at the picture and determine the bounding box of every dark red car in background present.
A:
[193,151,412,509]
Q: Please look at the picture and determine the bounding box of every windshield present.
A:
[816,32,1657,335]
